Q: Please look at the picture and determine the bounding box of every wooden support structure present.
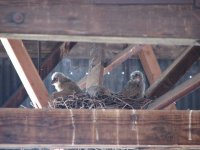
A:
[0,109,200,149]
[0,1,200,45]
[139,45,176,110]
[78,45,143,89]
[86,44,104,88]
[104,45,143,74]
[146,46,200,99]
[138,45,161,84]
[0,39,49,108]
[147,72,200,109]
[2,42,63,108]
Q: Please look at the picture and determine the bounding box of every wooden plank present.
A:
[46,44,187,60]
[0,109,200,148]
[138,45,161,84]
[147,72,200,109]
[0,1,200,44]
[2,42,63,108]
[145,46,200,99]
[86,45,104,88]
[78,45,143,89]
[0,39,49,108]
[93,0,193,5]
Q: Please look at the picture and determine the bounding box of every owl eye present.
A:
[52,77,58,83]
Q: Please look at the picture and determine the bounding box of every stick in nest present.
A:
[48,93,151,109]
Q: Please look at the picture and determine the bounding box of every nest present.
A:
[48,93,152,109]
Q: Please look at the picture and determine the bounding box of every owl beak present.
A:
[135,75,141,82]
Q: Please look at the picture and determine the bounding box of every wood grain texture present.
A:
[0,39,50,108]
[138,45,176,110]
[86,44,104,88]
[146,46,200,99]
[147,72,200,109]
[138,45,161,84]
[2,42,63,108]
[0,1,199,44]
[0,109,200,148]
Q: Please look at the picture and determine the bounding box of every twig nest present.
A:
[48,93,152,109]
[86,85,111,98]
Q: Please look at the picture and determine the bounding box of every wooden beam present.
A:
[145,46,200,99]
[2,42,63,108]
[0,1,200,44]
[49,44,187,60]
[147,72,200,109]
[86,44,104,88]
[94,0,193,5]
[104,45,143,74]
[138,45,161,84]
[78,45,143,89]
[138,45,176,110]
[0,39,49,108]
[0,109,200,148]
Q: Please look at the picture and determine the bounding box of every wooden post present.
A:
[86,44,104,88]
[0,38,49,108]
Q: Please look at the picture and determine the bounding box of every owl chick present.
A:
[120,70,145,99]
[51,72,82,99]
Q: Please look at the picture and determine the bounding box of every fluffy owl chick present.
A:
[120,70,145,99]
[51,72,82,99]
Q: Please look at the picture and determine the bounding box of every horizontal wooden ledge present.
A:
[1,144,200,149]
[0,109,200,148]
[1,3,200,41]
[0,34,199,45]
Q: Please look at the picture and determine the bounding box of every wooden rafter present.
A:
[147,72,200,109]
[0,39,49,108]
[0,109,200,148]
[138,45,161,84]
[78,45,143,89]
[146,46,200,99]
[2,42,63,108]
[44,43,187,60]
[0,1,200,45]
[139,45,176,110]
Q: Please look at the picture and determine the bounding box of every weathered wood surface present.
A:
[0,39,50,108]
[0,42,189,59]
[86,44,104,88]
[138,45,176,110]
[2,42,63,108]
[147,72,200,109]
[0,109,200,148]
[138,45,161,84]
[0,1,200,44]
[146,46,200,99]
